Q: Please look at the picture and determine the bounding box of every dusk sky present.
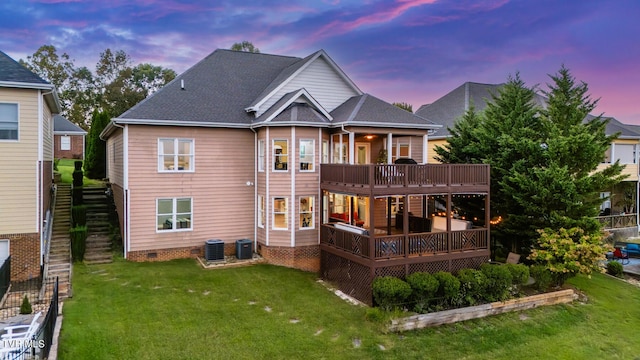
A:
[2,0,639,123]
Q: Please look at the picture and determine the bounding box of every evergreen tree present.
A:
[84,110,109,179]
[437,69,625,256]
[434,105,484,164]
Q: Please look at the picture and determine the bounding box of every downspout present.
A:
[109,122,128,258]
[340,124,353,164]
[250,125,258,252]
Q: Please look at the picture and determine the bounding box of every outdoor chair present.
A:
[0,311,42,359]
[613,248,630,265]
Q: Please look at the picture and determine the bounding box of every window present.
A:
[272,197,288,230]
[392,143,410,163]
[61,136,71,150]
[157,198,192,231]
[332,143,347,163]
[273,139,288,171]
[322,140,329,164]
[299,196,314,229]
[158,138,194,172]
[0,103,18,140]
[299,139,314,171]
[258,140,265,172]
[258,195,265,228]
[614,144,637,164]
[602,146,612,164]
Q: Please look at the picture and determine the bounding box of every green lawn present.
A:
[55,158,102,186]
[59,260,640,359]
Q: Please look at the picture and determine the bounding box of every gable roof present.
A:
[245,50,362,113]
[116,49,302,127]
[600,116,640,139]
[53,115,87,135]
[106,49,436,135]
[416,81,616,138]
[254,88,332,125]
[332,94,438,130]
[0,50,60,113]
[0,50,50,86]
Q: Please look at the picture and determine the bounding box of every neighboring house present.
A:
[102,49,492,304]
[53,114,86,159]
[0,51,60,282]
[416,82,640,233]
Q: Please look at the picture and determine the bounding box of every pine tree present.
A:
[84,110,109,179]
[437,69,625,256]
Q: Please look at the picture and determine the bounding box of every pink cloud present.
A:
[311,0,437,39]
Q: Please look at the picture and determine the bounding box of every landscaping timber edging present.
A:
[389,289,577,332]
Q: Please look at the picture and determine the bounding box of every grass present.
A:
[55,158,102,186]
[59,260,640,359]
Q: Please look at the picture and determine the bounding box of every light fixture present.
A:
[365,135,374,140]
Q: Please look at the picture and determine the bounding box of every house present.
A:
[53,114,86,159]
[0,50,60,281]
[101,49,491,304]
[416,82,640,235]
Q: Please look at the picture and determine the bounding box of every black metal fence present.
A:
[0,277,59,360]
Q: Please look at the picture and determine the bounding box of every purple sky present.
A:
[2,0,639,123]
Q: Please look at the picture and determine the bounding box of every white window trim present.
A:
[272,197,288,230]
[299,139,315,172]
[273,139,289,172]
[258,195,265,229]
[60,135,71,150]
[258,139,265,172]
[0,102,19,142]
[156,197,193,233]
[158,138,195,173]
[322,140,329,164]
[299,196,315,230]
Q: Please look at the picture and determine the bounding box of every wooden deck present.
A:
[321,163,490,196]
[319,163,491,305]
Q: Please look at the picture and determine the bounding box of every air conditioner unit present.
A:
[236,239,253,260]
[205,240,224,261]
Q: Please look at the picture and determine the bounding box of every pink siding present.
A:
[106,128,124,187]
[126,125,255,252]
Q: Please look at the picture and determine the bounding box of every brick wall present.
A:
[257,244,320,273]
[54,134,84,159]
[0,233,41,282]
[127,242,236,262]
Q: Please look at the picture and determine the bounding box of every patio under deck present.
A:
[319,163,491,305]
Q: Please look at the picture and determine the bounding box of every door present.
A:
[0,240,8,265]
[355,143,370,165]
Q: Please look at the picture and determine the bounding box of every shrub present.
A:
[456,269,487,306]
[72,186,83,206]
[406,272,439,299]
[70,225,88,262]
[528,227,611,286]
[606,261,624,278]
[72,205,87,227]
[480,263,512,302]
[54,158,60,171]
[433,272,460,307]
[73,160,84,187]
[406,272,439,312]
[505,263,530,285]
[529,265,553,292]
[20,295,32,314]
[372,276,412,311]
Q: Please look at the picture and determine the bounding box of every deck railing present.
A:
[320,224,488,260]
[321,163,489,188]
[596,213,637,229]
